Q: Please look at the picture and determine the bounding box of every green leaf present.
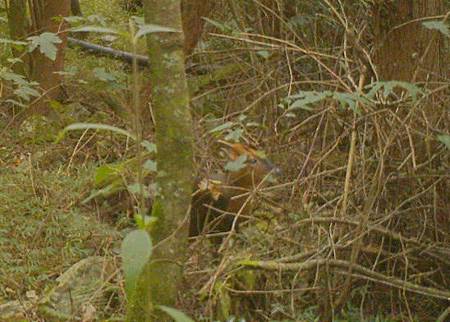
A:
[14,86,40,101]
[0,38,27,46]
[157,305,195,322]
[437,134,450,150]
[143,159,157,172]
[225,128,243,142]
[224,155,247,172]
[366,81,424,101]
[127,183,150,198]
[135,24,179,39]
[288,91,330,111]
[203,17,235,34]
[422,20,450,37]
[93,67,117,82]
[121,230,152,298]
[70,25,118,34]
[27,32,62,61]
[209,121,234,133]
[256,50,271,59]
[57,123,136,142]
[141,140,157,152]
[94,163,123,185]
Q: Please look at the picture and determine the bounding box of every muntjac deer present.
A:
[189,142,281,239]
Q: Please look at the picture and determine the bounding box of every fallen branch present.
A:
[240,258,450,301]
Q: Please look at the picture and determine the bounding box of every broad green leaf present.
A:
[209,121,234,133]
[437,134,450,150]
[121,230,152,298]
[366,81,424,101]
[135,24,179,39]
[94,163,123,185]
[27,32,61,60]
[134,214,157,230]
[14,86,40,101]
[64,16,85,23]
[288,91,330,111]
[58,123,136,142]
[141,140,157,152]
[93,67,117,82]
[0,38,27,46]
[143,159,157,172]
[70,25,118,34]
[127,183,150,198]
[422,20,450,37]
[0,69,28,85]
[157,305,195,322]
[256,50,271,59]
[225,155,247,172]
[225,128,243,142]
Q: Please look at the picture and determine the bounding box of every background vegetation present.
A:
[1,0,449,321]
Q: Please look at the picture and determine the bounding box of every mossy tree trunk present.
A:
[126,0,194,321]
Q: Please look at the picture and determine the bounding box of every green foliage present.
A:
[134,23,179,40]
[27,32,62,61]
[0,67,40,105]
[121,229,152,298]
[157,305,195,322]
[224,154,247,172]
[0,166,119,300]
[58,122,136,142]
[365,81,424,101]
[437,134,450,150]
[285,81,424,115]
[422,20,450,37]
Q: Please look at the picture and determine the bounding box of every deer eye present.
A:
[248,158,258,164]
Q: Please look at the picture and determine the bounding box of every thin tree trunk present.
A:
[372,0,445,82]
[181,0,215,55]
[7,0,30,75]
[28,0,70,115]
[126,0,194,321]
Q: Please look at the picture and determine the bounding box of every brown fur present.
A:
[189,143,279,239]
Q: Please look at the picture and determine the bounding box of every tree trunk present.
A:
[372,0,446,82]
[70,0,82,16]
[126,0,194,321]
[181,0,215,55]
[7,0,30,75]
[28,0,70,115]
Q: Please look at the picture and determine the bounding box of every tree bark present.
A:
[28,0,70,115]
[126,0,194,321]
[372,0,446,82]
[7,0,30,75]
[181,0,215,55]
[70,0,82,16]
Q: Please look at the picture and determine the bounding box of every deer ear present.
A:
[219,140,251,160]
[218,140,238,160]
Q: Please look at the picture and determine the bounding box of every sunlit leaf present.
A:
[157,305,195,322]
[121,230,152,298]
[70,25,118,34]
[59,123,135,140]
[135,24,179,39]
[27,32,62,60]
